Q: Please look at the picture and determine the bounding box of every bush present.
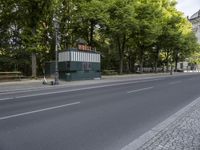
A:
[102,70,118,75]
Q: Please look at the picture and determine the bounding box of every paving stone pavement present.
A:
[137,99,200,150]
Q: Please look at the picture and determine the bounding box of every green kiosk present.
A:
[58,44,101,81]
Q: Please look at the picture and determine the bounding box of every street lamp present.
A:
[53,17,59,85]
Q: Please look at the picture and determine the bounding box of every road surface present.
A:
[0,74,200,150]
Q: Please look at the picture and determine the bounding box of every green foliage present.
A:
[102,70,118,75]
[0,0,199,76]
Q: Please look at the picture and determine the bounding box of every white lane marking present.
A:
[169,81,182,85]
[0,83,81,95]
[0,85,69,95]
[0,78,162,95]
[0,79,161,101]
[127,87,154,94]
[0,88,45,95]
[0,102,80,121]
[0,98,14,101]
[0,82,78,94]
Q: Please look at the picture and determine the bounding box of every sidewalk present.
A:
[0,72,198,92]
[122,97,200,150]
[0,73,165,90]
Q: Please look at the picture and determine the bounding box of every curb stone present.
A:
[121,96,200,150]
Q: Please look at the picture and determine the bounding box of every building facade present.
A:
[177,10,200,72]
[190,10,200,43]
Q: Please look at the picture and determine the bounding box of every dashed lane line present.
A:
[0,102,80,121]
[0,98,14,101]
[127,87,154,94]
[0,79,161,101]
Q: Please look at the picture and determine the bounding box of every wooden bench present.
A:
[0,72,22,81]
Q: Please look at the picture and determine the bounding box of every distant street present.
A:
[1,74,200,150]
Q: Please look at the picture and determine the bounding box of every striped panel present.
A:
[59,51,100,63]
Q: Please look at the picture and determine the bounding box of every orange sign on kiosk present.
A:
[78,44,96,51]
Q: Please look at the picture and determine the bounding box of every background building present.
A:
[177,10,200,72]
[190,10,200,43]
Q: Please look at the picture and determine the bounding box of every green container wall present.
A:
[46,48,101,81]
[59,71,101,81]
[57,61,100,81]
[58,62,100,71]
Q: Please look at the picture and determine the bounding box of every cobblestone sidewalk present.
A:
[138,105,200,150]
[122,97,200,150]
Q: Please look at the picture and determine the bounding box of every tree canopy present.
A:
[0,0,199,75]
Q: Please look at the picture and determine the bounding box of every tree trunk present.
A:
[31,27,37,78]
[139,60,143,73]
[155,61,158,73]
[170,60,173,75]
[119,58,123,74]
[128,55,131,73]
[119,35,126,74]
[31,53,37,78]
[154,49,159,73]
[131,57,136,73]
[174,50,178,72]
[117,37,123,74]
[175,59,178,72]
[89,20,94,46]
[166,51,169,72]
[139,48,144,73]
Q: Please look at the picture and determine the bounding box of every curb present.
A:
[121,96,200,150]
[0,72,199,93]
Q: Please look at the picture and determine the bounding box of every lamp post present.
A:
[53,17,59,85]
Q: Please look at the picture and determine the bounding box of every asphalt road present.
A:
[1,74,200,150]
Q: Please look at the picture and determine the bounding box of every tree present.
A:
[107,0,137,74]
[71,0,109,47]
[134,0,163,73]
[1,0,200,76]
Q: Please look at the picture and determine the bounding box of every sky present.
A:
[176,0,200,17]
